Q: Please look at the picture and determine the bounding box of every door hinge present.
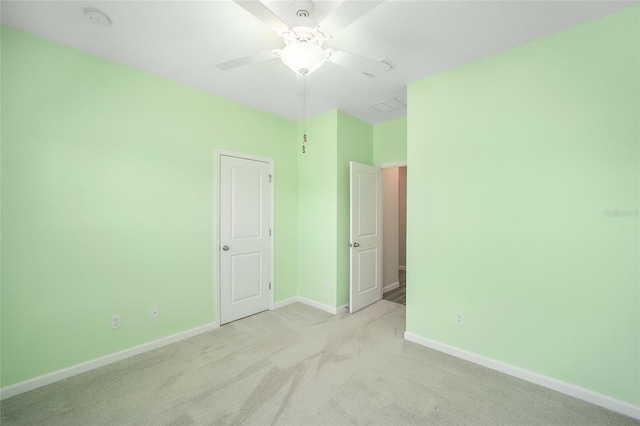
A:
[269,174,272,183]
[269,228,272,236]
[269,282,272,290]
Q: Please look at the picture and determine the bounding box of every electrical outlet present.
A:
[150,306,159,320]
[323,281,328,289]
[111,314,122,329]
[455,311,464,326]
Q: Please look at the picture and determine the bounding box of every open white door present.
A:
[349,161,383,313]
[219,154,271,324]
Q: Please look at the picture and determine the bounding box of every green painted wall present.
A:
[0,26,298,387]
[406,6,639,405]
[296,111,338,306]
[373,117,407,165]
[296,110,373,308]
[336,111,373,306]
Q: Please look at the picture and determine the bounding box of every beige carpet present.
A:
[1,301,637,425]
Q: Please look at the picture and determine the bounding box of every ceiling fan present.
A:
[215,0,390,97]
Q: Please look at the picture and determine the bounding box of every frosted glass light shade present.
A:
[280,43,326,75]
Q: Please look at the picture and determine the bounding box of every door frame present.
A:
[377,160,407,301]
[215,149,275,326]
[377,161,407,169]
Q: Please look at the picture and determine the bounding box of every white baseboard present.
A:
[383,281,400,294]
[1,297,348,401]
[0,322,219,401]
[404,332,640,420]
[399,265,406,271]
[297,296,346,315]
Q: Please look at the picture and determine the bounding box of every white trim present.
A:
[0,322,219,401]
[215,149,275,326]
[404,332,640,420]
[269,168,275,311]
[336,303,349,314]
[378,160,407,169]
[297,297,342,315]
[383,281,400,294]
[399,265,406,271]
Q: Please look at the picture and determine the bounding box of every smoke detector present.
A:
[84,7,111,27]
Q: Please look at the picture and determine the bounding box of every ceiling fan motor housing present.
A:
[282,26,326,47]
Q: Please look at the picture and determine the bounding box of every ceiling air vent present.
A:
[379,57,397,71]
[371,97,406,113]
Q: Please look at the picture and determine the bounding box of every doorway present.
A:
[381,165,407,305]
[217,150,274,325]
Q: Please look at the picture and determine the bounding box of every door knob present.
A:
[222,245,230,251]
[353,242,360,247]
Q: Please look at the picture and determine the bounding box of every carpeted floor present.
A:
[1,301,637,425]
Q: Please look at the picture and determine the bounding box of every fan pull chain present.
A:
[302,75,307,154]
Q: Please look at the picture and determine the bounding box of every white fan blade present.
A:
[296,73,310,98]
[319,1,384,35]
[325,49,389,77]
[215,50,281,71]
[233,0,289,32]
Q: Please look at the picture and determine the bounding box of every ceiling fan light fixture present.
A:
[280,43,326,75]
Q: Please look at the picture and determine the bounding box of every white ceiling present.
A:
[1,0,636,124]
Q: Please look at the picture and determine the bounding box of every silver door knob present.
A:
[348,243,353,247]
[353,242,360,247]
[222,245,230,251]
